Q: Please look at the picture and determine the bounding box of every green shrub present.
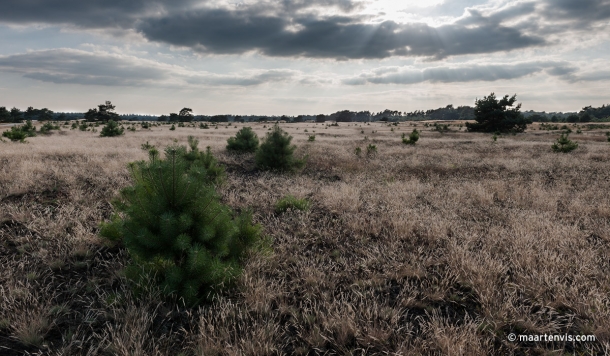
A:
[402,129,420,145]
[226,127,259,153]
[100,120,124,137]
[40,122,60,134]
[170,124,176,131]
[255,124,304,171]
[366,144,377,156]
[100,142,261,306]
[308,135,315,142]
[275,195,310,213]
[355,147,362,157]
[552,133,578,152]
[2,120,36,142]
[199,123,209,129]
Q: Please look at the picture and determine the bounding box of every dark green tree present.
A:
[466,93,531,133]
[179,108,194,122]
[10,107,23,123]
[100,143,261,305]
[255,124,304,171]
[227,127,259,153]
[85,101,119,122]
[552,133,578,152]
[100,120,124,137]
[0,107,9,123]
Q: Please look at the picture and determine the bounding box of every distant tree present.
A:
[179,108,193,122]
[335,110,353,122]
[169,113,179,122]
[10,107,23,123]
[566,114,580,123]
[0,107,10,123]
[85,101,119,122]
[158,114,169,122]
[466,93,531,133]
[315,114,326,123]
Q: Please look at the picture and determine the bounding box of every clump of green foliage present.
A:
[308,135,315,142]
[552,133,578,152]
[366,144,377,156]
[466,93,531,133]
[39,122,60,134]
[2,120,36,142]
[275,195,310,214]
[402,129,420,145]
[100,120,124,137]
[100,140,261,306]
[227,127,259,153]
[355,147,362,157]
[255,124,305,171]
[170,124,176,131]
[199,123,209,129]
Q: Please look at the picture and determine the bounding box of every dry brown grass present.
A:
[1,121,609,355]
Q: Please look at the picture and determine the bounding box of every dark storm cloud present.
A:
[0,49,313,87]
[0,0,608,60]
[343,61,577,85]
[138,9,544,59]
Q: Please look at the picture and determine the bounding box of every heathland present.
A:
[1,121,609,355]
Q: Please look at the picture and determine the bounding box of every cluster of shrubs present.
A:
[226,125,305,172]
[2,120,36,142]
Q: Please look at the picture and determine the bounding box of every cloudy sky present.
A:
[0,0,608,115]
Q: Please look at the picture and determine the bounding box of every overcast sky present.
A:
[0,0,608,115]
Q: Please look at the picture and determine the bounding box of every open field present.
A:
[1,121,610,355]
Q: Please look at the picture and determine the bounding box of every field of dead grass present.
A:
[1,121,609,355]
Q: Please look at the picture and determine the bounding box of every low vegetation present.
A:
[99,120,124,137]
[552,133,578,152]
[255,124,304,171]
[226,126,259,153]
[1,120,609,355]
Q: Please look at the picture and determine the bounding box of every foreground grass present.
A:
[0,122,609,355]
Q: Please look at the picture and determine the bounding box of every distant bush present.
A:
[308,135,315,142]
[366,144,377,156]
[227,127,259,153]
[2,120,36,142]
[552,133,578,153]
[39,122,60,134]
[402,129,420,145]
[199,123,209,129]
[100,142,262,306]
[100,120,124,137]
[255,124,305,171]
[355,147,362,157]
[275,195,310,214]
[170,124,176,131]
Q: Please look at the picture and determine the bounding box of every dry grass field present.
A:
[1,121,609,355]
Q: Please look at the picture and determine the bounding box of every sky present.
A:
[0,0,609,115]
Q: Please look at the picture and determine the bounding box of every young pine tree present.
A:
[100,120,124,137]
[226,126,259,153]
[100,143,261,306]
[255,124,304,171]
[402,129,420,145]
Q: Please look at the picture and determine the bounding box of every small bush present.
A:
[255,124,305,171]
[100,120,124,137]
[402,129,420,145]
[100,142,261,306]
[552,133,578,152]
[170,124,176,131]
[275,195,310,213]
[227,127,259,153]
[39,122,60,134]
[199,123,209,129]
[366,144,377,156]
[308,135,315,142]
[2,120,36,142]
[355,147,362,157]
